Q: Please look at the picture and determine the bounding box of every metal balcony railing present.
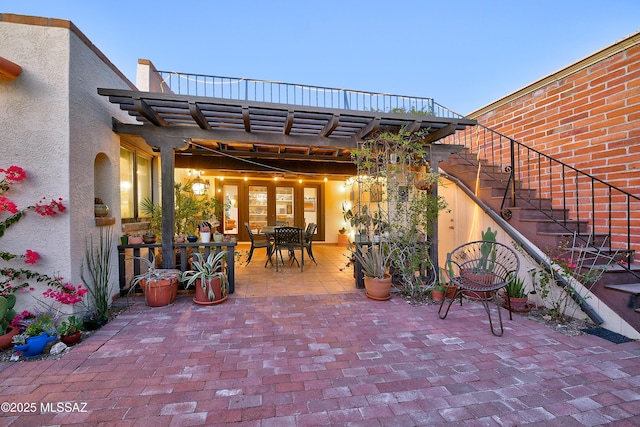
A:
[157,70,464,118]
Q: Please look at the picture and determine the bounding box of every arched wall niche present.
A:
[94,152,113,210]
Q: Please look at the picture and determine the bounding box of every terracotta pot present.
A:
[506,296,529,312]
[60,331,82,346]
[364,274,392,300]
[142,274,178,307]
[444,285,457,299]
[431,288,445,302]
[194,277,227,305]
[128,236,143,245]
[0,326,20,350]
[461,271,495,300]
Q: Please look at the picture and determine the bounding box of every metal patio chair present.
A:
[274,226,305,272]
[244,222,273,265]
[303,223,318,265]
[438,240,520,336]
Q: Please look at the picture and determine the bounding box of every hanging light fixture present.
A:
[192,176,206,195]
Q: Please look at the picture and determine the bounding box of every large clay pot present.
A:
[142,271,179,307]
[194,277,227,305]
[364,274,392,300]
[461,272,495,300]
[0,326,20,350]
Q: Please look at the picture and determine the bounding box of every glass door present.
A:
[275,186,295,226]
[248,185,268,233]
[223,184,239,235]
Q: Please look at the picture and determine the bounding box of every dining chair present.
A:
[244,222,273,265]
[303,223,318,264]
[274,226,304,272]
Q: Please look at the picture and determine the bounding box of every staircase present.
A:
[438,124,640,334]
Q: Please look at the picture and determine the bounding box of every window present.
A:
[120,147,153,219]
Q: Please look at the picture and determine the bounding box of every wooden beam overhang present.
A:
[100,88,477,170]
[189,102,211,130]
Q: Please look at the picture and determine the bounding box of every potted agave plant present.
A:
[129,254,180,307]
[462,226,498,300]
[181,251,229,305]
[351,242,395,300]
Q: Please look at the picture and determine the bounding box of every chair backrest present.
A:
[446,240,519,285]
[305,223,317,242]
[244,222,257,242]
[275,226,302,245]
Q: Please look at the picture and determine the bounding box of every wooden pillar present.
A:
[143,136,189,268]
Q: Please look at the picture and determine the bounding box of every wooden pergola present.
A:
[98,88,477,268]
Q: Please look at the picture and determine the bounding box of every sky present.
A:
[2,0,639,115]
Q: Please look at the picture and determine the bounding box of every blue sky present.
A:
[3,0,639,115]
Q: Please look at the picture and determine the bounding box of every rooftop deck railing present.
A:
[157,70,465,118]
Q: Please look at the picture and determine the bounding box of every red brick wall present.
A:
[466,35,640,253]
[476,43,640,189]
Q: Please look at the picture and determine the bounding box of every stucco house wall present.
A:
[0,14,135,314]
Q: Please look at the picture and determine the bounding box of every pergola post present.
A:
[143,136,189,268]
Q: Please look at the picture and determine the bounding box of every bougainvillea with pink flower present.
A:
[0,165,85,332]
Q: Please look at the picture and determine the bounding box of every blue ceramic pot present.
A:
[14,333,57,358]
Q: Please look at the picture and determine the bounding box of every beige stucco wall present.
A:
[438,175,640,340]
[0,16,134,315]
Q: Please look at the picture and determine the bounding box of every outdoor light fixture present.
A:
[192,176,206,195]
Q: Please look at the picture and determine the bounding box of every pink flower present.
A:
[24,249,39,265]
[0,196,18,214]
[43,282,87,305]
[1,166,26,182]
[33,197,66,216]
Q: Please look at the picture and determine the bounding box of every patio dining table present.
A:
[261,226,305,271]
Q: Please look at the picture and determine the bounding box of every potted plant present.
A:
[503,274,529,312]
[0,294,19,350]
[129,254,179,307]
[462,226,498,300]
[351,242,395,300]
[81,228,113,328]
[12,312,57,358]
[181,251,229,305]
[199,221,211,243]
[57,315,84,346]
[349,130,448,300]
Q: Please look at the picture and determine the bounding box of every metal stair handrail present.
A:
[441,122,640,269]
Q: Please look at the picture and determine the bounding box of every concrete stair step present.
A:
[605,283,640,295]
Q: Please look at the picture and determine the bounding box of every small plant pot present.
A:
[60,331,82,346]
[83,316,108,331]
[505,296,530,312]
[431,288,445,302]
[200,232,211,243]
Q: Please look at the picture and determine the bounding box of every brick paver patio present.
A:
[0,245,638,426]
